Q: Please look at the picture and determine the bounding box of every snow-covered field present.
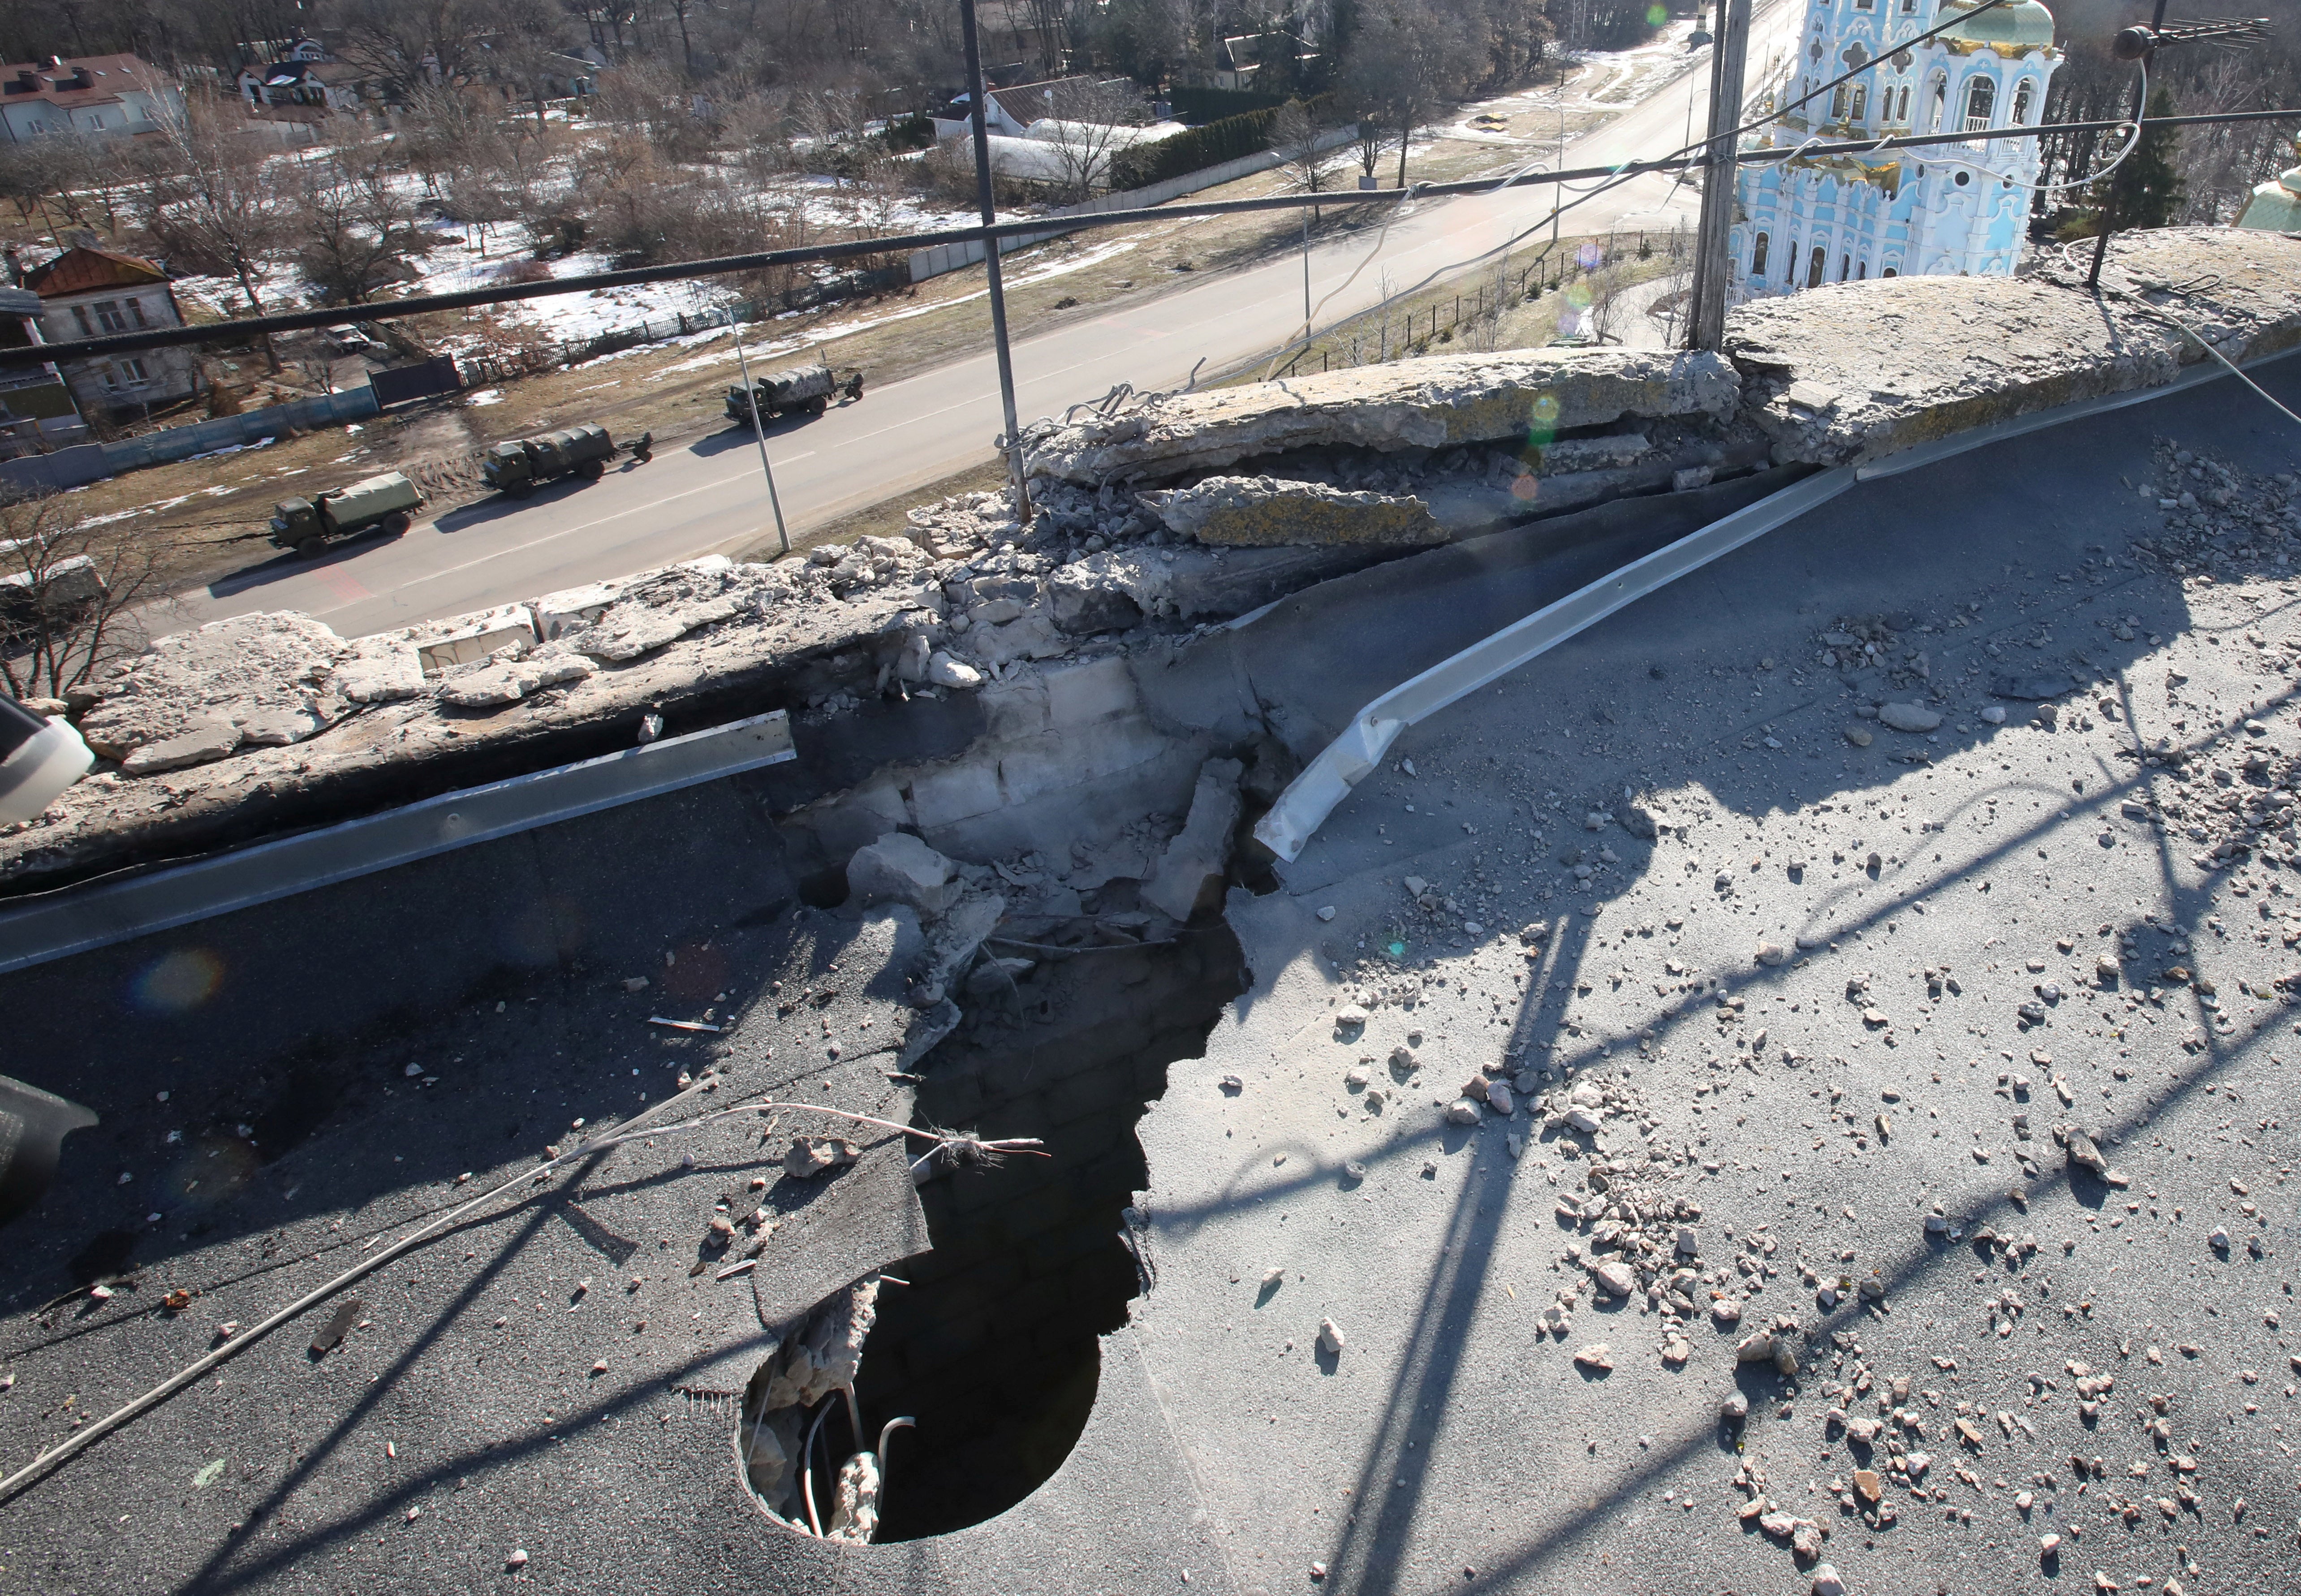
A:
[164,151,991,358]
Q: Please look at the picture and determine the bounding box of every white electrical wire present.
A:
[1249,0,2034,383]
[1915,60,2149,195]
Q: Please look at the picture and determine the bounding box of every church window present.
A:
[1900,0,1915,9]
[1831,85,1850,119]
[1808,246,1827,289]
[1882,266,1897,276]
[1964,76,1995,132]
[1928,79,1946,133]
[1855,0,1872,9]
[1851,86,1867,120]
[1896,85,1910,120]
[1857,261,1868,278]
[1750,232,1770,278]
[2012,78,2034,122]
[1840,254,1851,281]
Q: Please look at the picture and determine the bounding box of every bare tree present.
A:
[1354,114,1385,185]
[134,82,291,371]
[297,134,425,305]
[1345,0,1473,188]
[0,493,169,703]
[1273,98,1340,220]
[1038,78,1147,202]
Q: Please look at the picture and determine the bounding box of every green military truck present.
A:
[724,359,863,427]
[270,471,422,557]
[482,423,618,498]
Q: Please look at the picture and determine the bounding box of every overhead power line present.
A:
[3,105,2298,371]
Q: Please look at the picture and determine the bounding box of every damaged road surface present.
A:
[2,242,2301,1595]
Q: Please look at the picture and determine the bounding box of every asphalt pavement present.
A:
[164,15,1797,642]
[8,354,2296,1596]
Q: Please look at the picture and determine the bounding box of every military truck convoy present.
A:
[483,423,617,497]
[269,471,422,556]
[725,358,863,426]
[270,422,657,558]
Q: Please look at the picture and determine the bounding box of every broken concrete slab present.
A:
[1731,229,2301,466]
[118,717,241,776]
[434,642,596,708]
[1023,349,1741,485]
[77,612,335,761]
[556,558,780,663]
[398,602,539,675]
[1141,756,1244,921]
[845,831,957,916]
[1139,475,1447,547]
[330,633,426,704]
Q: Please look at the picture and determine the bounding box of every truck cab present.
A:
[270,498,326,549]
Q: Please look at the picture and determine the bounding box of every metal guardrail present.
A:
[1251,341,2301,863]
[0,708,796,975]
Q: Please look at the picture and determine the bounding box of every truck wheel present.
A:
[504,482,532,499]
[805,397,827,417]
[388,511,413,537]
[579,459,606,481]
[295,539,325,558]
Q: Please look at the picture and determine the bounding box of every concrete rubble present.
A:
[4,227,2298,903]
[1021,348,1744,483]
[1139,475,1445,547]
[740,1275,883,1525]
[6,254,2301,1592]
[1732,228,2301,466]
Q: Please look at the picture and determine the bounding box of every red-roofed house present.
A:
[17,247,200,416]
[0,54,181,142]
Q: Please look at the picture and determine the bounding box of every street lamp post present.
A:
[727,312,791,557]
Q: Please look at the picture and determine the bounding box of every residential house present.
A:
[17,248,201,418]
[0,54,181,142]
[931,75,1108,140]
[0,286,88,456]
[237,60,375,115]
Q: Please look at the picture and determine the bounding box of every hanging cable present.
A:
[1254,0,2028,381]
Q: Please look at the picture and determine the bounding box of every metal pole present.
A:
[2085,0,2169,290]
[1302,209,1312,335]
[960,0,1033,520]
[1553,93,1565,255]
[728,312,791,557]
[1687,0,1751,351]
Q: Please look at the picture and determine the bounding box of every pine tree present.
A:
[2104,85,2185,232]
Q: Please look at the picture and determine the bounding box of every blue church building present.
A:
[1729,0,2062,298]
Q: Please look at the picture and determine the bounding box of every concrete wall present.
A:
[0,385,379,494]
[907,126,1357,285]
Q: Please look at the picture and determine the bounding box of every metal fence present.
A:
[1270,228,1689,377]
[526,265,907,371]
[0,387,381,496]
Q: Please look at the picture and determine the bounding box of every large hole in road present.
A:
[849,914,1247,1541]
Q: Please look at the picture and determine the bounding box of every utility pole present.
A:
[2085,0,2170,290]
[960,0,1032,520]
[1686,0,1751,351]
[727,312,791,557]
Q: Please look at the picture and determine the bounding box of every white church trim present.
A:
[1729,0,2061,303]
